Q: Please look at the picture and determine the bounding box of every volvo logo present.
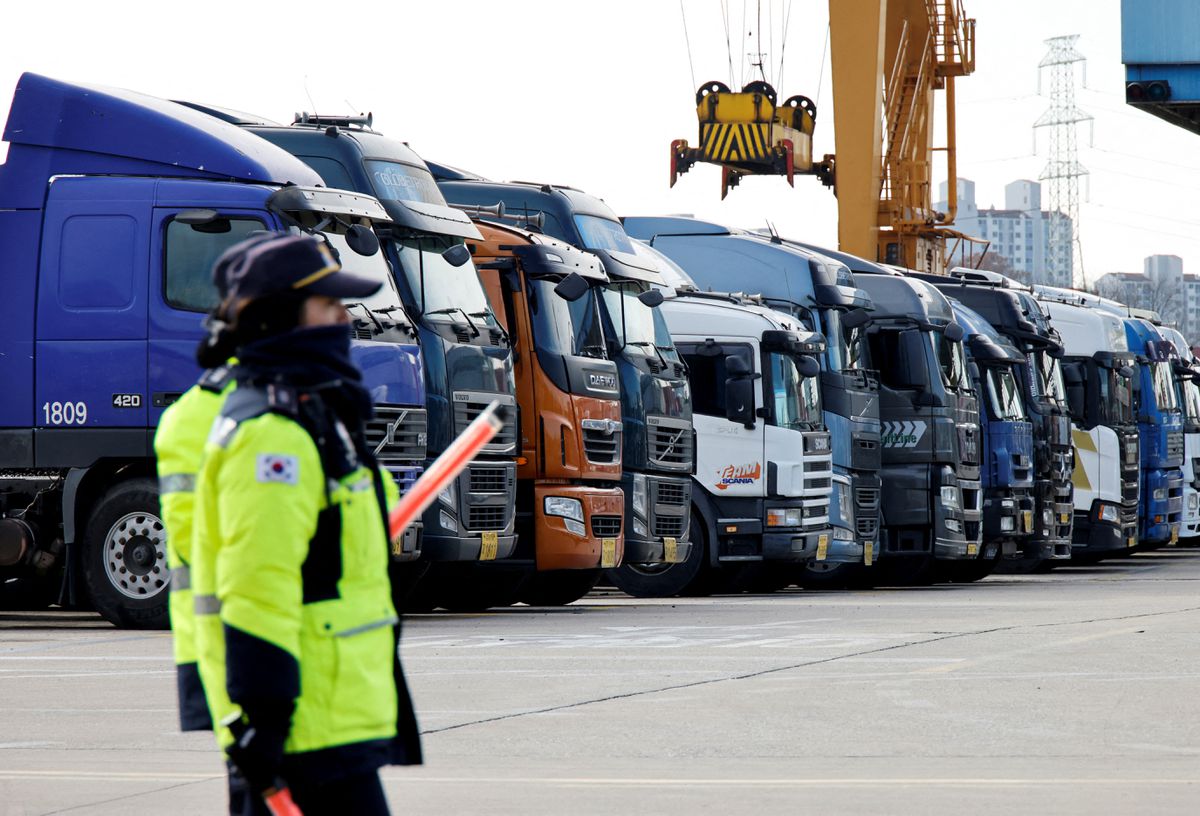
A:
[374,410,409,455]
[588,372,618,390]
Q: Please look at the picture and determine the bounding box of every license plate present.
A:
[1127,536,1137,548]
[1060,512,1070,524]
[815,534,829,561]
[1022,510,1033,533]
[1170,528,1180,545]
[864,543,873,566]
[601,537,618,568]
[479,531,498,561]
[967,543,979,556]
[663,537,679,563]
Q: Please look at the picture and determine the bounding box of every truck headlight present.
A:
[632,473,647,519]
[766,507,803,527]
[833,526,855,541]
[945,518,963,533]
[1096,503,1120,524]
[564,519,586,536]
[439,480,456,509]
[1189,493,1198,511]
[940,485,961,509]
[835,481,851,519]
[1153,488,1168,501]
[1000,516,1015,532]
[632,517,647,537]
[544,496,584,524]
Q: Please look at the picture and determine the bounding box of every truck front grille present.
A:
[653,515,687,538]
[655,480,688,507]
[1167,431,1184,461]
[646,416,693,470]
[453,391,517,454]
[468,465,510,494]
[466,505,506,532]
[591,515,622,538]
[583,427,621,464]
[366,406,427,464]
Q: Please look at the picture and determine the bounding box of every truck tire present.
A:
[798,560,861,590]
[436,566,529,612]
[81,479,170,629]
[519,569,601,606]
[606,510,714,598]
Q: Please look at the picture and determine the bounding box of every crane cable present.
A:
[680,0,698,92]
[720,0,735,88]
[777,0,793,92]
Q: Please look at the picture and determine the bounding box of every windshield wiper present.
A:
[345,302,384,333]
[427,306,480,337]
[627,340,670,371]
[579,343,607,359]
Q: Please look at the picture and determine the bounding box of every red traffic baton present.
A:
[262,786,303,816]
[388,401,507,542]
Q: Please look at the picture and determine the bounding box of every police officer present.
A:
[155,233,280,734]
[190,233,421,815]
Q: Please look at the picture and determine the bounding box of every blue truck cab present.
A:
[948,301,1036,577]
[1124,318,1184,546]
[426,171,696,586]
[175,109,521,605]
[621,219,881,586]
[0,74,426,627]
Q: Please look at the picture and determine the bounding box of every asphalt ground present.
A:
[2,549,1200,815]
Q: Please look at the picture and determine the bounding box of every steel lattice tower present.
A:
[1034,35,1091,289]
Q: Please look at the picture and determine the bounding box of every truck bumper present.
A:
[1142,468,1184,545]
[761,527,828,562]
[535,484,625,570]
[391,521,424,563]
[420,532,518,563]
[1072,515,1134,554]
[622,472,692,566]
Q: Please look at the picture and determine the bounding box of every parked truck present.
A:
[946,301,1036,579]
[467,220,625,604]
[431,173,695,590]
[181,108,522,608]
[0,74,427,626]
[1033,292,1139,558]
[915,270,1075,564]
[622,218,880,587]
[1154,325,1200,544]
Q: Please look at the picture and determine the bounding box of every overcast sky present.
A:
[3,0,1196,288]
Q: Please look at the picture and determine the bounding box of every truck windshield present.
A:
[766,351,822,429]
[1183,378,1200,425]
[1028,350,1066,408]
[932,333,971,392]
[391,236,494,322]
[986,366,1025,421]
[1099,367,1134,425]
[527,278,607,359]
[574,214,638,255]
[600,282,680,363]
[365,159,445,206]
[819,309,861,373]
[323,231,405,314]
[1151,362,1180,412]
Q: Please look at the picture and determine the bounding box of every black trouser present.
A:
[229,764,390,816]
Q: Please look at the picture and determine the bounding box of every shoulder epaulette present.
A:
[209,381,301,448]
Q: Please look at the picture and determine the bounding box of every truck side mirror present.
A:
[968,361,981,382]
[1061,362,1086,422]
[842,307,871,329]
[344,223,380,257]
[897,330,928,390]
[1048,343,1065,359]
[724,355,757,429]
[638,289,665,307]
[944,322,965,343]
[442,243,472,267]
[797,355,819,378]
[554,272,590,302]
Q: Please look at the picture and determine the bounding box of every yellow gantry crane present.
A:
[670,0,981,274]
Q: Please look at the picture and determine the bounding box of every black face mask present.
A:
[237,324,374,422]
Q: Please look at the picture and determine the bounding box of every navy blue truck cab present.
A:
[621,219,882,587]
[426,170,696,590]
[178,109,522,608]
[914,271,1074,563]
[947,301,1035,579]
[0,75,427,627]
[1125,318,1184,546]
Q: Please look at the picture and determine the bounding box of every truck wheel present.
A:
[437,566,530,612]
[936,548,1002,583]
[81,479,170,629]
[879,554,938,586]
[798,560,861,590]
[607,510,714,598]
[519,569,601,606]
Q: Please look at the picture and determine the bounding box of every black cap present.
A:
[212,232,381,318]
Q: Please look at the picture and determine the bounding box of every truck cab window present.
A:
[680,345,751,417]
[867,329,905,390]
[164,217,266,312]
[766,352,821,429]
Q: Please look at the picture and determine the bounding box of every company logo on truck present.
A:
[881,420,927,448]
[714,462,761,490]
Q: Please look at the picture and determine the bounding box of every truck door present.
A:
[677,342,764,497]
[35,180,152,452]
[148,208,273,422]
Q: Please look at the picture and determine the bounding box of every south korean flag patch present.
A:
[257,454,299,485]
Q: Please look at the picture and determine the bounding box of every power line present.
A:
[679,1,697,92]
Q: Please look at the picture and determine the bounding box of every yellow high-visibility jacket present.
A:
[191,382,420,781]
[154,365,235,731]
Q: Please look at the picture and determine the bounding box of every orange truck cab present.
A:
[470,221,625,605]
